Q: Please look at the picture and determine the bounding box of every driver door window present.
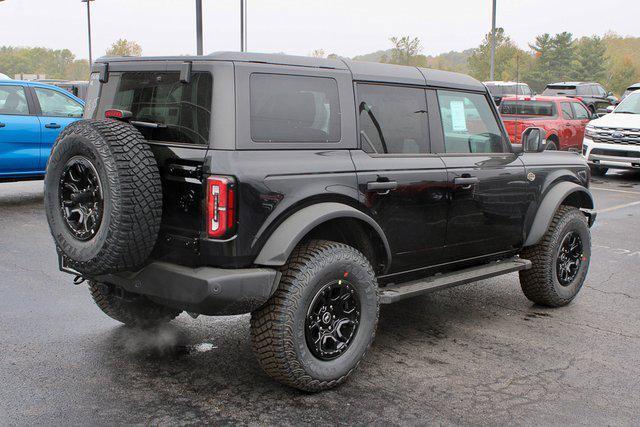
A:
[437,90,505,153]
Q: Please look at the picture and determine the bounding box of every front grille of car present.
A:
[591,126,640,145]
[590,148,640,158]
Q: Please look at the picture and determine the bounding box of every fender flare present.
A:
[524,181,594,247]
[254,202,392,270]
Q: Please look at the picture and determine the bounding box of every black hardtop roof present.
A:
[95,51,484,91]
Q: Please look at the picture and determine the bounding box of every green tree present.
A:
[572,36,607,82]
[384,36,422,66]
[468,28,531,82]
[0,46,88,80]
[310,49,325,58]
[525,32,576,91]
[105,39,142,57]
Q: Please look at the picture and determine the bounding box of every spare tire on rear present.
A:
[44,119,162,276]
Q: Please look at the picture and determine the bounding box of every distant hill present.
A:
[352,48,473,73]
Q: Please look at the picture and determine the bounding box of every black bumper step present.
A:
[380,257,532,304]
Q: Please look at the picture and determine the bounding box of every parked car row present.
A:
[0,80,84,181]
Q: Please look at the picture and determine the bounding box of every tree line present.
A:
[0,39,142,80]
[2,32,639,95]
[351,30,640,96]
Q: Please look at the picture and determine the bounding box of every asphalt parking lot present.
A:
[1,172,639,425]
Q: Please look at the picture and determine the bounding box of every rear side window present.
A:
[0,85,29,115]
[98,71,212,145]
[357,84,429,154]
[437,90,505,153]
[250,74,341,143]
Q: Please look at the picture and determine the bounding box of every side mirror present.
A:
[606,105,615,114]
[522,127,545,153]
[607,91,614,97]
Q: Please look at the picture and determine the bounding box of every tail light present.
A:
[206,176,236,238]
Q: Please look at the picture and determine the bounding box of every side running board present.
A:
[380,257,532,304]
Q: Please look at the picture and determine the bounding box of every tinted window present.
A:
[500,100,555,116]
[437,90,504,153]
[34,87,83,118]
[98,71,212,145]
[0,85,29,115]
[250,74,340,143]
[357,84,429,154]
[485,84,518,96]
[543,85,577,96]
[596,85,607,97]
[561,102,574,119]
[572,102,590,119]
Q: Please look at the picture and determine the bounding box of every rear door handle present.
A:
[45,123,61,129]
[367,181,398,194]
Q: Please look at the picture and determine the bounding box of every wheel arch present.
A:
[523,181,595,247]
[253,202,392,274]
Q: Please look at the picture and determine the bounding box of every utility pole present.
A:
[489,0,497,80]
[196,0,203,55]
[81,0,94,64]
[240,0,247,52]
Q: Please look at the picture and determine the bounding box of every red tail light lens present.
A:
[206,176,236,238]
[104,109,132,120]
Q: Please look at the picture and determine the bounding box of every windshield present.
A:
[543,86,576,96]
[500,101,555,116]
[97,71,212,145]
[485,84,518,96]
[614,92,640,114]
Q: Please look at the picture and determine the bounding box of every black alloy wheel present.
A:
[556,231,584,286]
[305,279,361,360]
[59,155,104,241]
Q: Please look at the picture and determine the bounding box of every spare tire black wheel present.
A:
[44,119,162,276]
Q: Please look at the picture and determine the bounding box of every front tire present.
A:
[89,281,181,327]
[519,206,591,307]
[589,165,608,177]
[250,240,379,392]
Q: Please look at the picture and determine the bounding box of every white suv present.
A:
[583,90,640,176]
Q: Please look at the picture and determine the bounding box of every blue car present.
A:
[0,81,84,181]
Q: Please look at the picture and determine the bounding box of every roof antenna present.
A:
[515,49,520,144]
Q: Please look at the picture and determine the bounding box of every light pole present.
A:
[81,0,94,64]
[240,0,247,52]
[196,0,203,55]
[489,0,496,80]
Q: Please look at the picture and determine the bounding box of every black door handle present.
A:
[45,123,61,129]
[367,181,398,194]
[0,122,5,128]
[454,176,479,188]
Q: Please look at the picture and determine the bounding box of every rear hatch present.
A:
[500,99,556,143]
[85,67,213,264]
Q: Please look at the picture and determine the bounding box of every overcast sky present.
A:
[0,0,638,60]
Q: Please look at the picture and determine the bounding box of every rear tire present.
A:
[250,240,379,392]
[89,281,181,327]
[519,206,591,307]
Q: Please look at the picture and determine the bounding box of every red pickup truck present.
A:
[499,96,591,151]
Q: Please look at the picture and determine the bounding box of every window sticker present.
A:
[450,100,467,132]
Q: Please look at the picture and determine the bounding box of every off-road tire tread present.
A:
[89,281,180,327]
[250,240,379,392]
[519,205,588,307]
[46,119,162,275]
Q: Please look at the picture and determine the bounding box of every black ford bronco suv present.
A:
[44,53,595,391]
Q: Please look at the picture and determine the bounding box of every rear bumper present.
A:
[95,262,280,316]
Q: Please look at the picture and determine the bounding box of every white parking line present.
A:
[597,200,640,213]
[591,186,640,195]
